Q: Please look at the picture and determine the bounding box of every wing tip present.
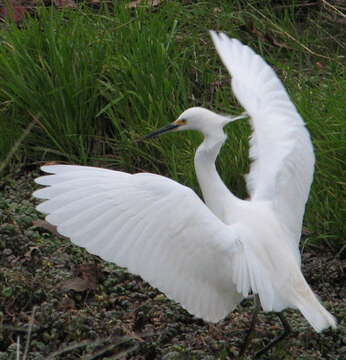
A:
[40,164,69,174]
[209,30,231,43]
[34,175,51,186]
[209,30,219,44]
[209,31,245,59]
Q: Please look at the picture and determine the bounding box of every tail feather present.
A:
[296,292,337,332]
[243,243,337,332]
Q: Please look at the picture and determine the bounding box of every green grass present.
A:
[298,77,346,249]
[0,1,345,250]
[0,6,111,163]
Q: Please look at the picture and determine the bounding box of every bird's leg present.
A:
[239,294,260,357]
[254,312,292,358]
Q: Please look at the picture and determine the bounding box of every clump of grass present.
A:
[0,6,111,164]
[0,3,193,173]
[297,76,346,248]
[95,5,192,175]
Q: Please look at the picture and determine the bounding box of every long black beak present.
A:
[138,123,180,141]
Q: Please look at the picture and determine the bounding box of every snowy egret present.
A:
[33,32,336,356]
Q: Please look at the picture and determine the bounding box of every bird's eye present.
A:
[176,119,187,126]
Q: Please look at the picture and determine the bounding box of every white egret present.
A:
[33,32,336,356]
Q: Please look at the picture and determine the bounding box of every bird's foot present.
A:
[254,312,292,358]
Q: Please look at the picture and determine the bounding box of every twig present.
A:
[44,336,136,360]
[23,306,37,360]
[322,0,346,18]
[16,336,20,360]
[247,3,338,62]
[84,338,136,360]
[307,17,345,49]
[0,312,3,341]
[2,324,41,334]
[273,2,318,10]
[44,339,108,360]
[0,117,37,174]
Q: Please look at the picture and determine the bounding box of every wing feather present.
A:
[34,165,244,322]
[210,32,315,244]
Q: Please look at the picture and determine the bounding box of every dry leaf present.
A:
[315,62,323,70]
[24,246,40,259]
[60,264,101,292]
[42,161,63,166]
[33,219,68,240]
[60,277,90,292]
[58,296,76,311]
[128,0,141,7]
[269,34,290,49]
[149,0,161,5]
[302,226,312,236]
[0,1,26,23]
[74,263,102,290]
[53,0,76,8]
[127,0,161,8]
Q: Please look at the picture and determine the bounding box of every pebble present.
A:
[3,248,12,256]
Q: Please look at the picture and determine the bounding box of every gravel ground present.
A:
[0,168,345,359]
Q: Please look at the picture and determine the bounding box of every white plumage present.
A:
[212,34,315,244]
[33,32,336,334]
[35,166,243,322]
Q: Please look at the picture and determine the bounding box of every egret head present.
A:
[141,107,247,140]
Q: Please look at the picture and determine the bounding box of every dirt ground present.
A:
[0,169,345,359]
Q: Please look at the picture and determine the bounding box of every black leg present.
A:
[239,295,260,357]
[254,312,292,358]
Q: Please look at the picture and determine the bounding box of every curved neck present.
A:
[194,133,240,222]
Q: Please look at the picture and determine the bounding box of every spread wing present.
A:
[210,32,315,243]
[33,165,244,322]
